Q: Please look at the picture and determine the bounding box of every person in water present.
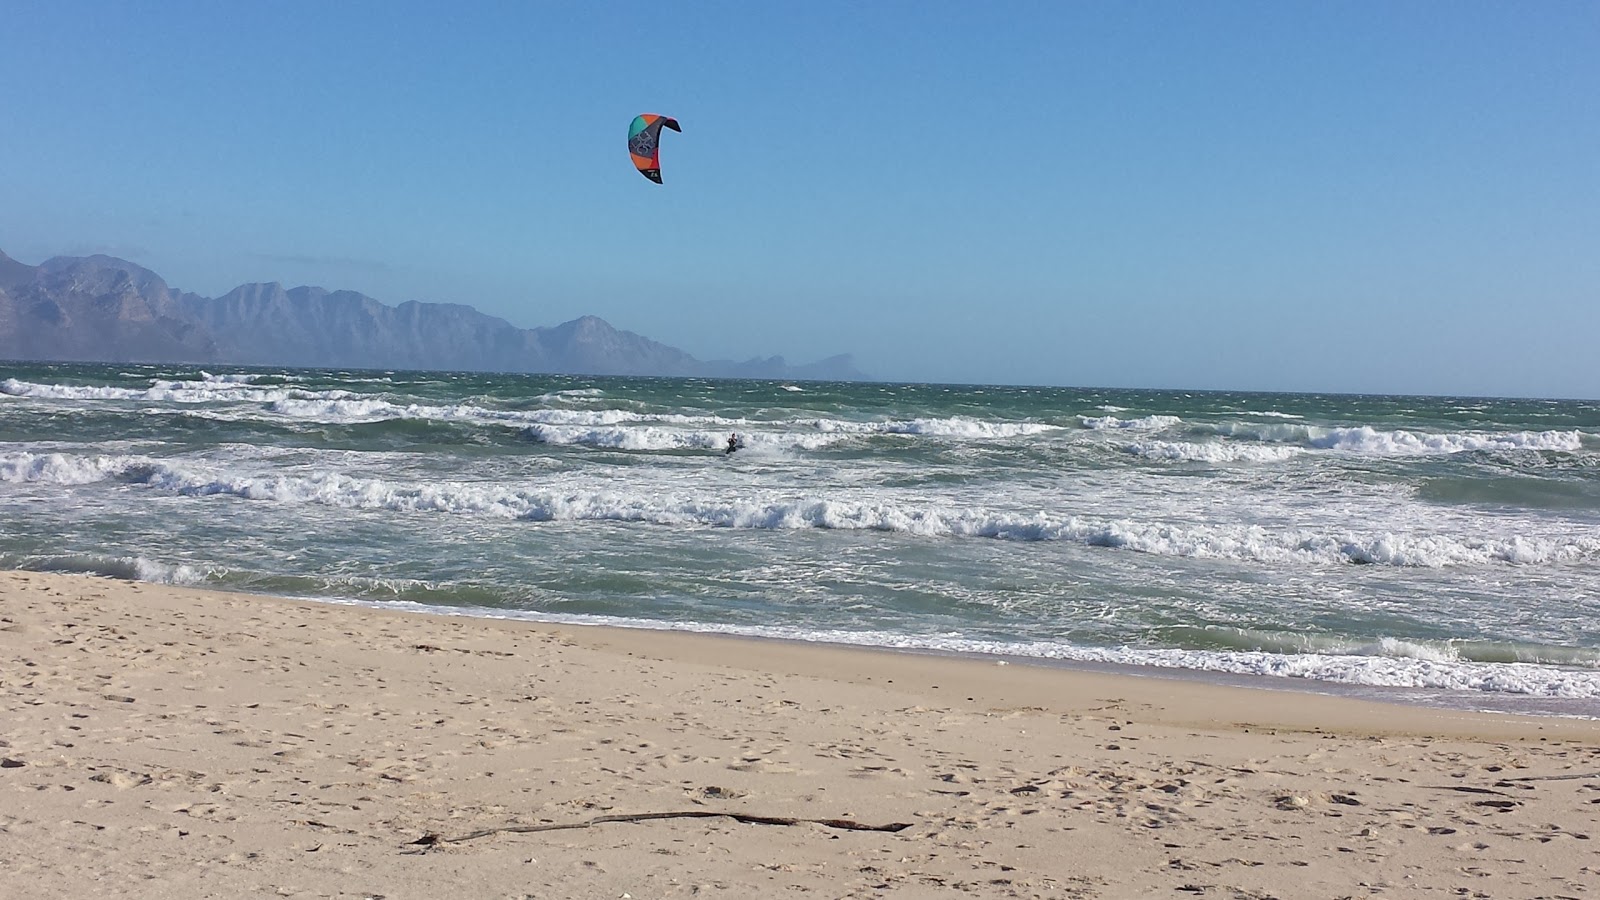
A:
[726,433,741,454]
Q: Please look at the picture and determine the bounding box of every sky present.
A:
[2,1,1597,398]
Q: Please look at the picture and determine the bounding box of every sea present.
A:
[4,363,1599,718]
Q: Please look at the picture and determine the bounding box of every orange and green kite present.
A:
[628,114,681,184]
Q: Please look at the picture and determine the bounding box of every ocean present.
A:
[4,363,1599,717]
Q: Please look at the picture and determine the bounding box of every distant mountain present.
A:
[0,252,216,363]
[0,250,868,380]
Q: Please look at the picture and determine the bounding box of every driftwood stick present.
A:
[1420,772,1600,795]
[410,811,915,846]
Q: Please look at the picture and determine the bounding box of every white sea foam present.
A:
[308,598,1600,700]
[525,424,841,452]
[266,397,647,426]
[1363,636,1462,663]
[1222,630,1467,662]
[1206,421,1586,455]
[1,377,357,405]
[1079,414,1182,431]
[10,552,207,586]
[198,371,287,385]
[807,417,1058,438]
[881,417,1057,438]
[517,413,1055,443]
[1122,441,1303,463]
[127,556,206,584]
[1206,422,1315,443]
[0,451,149,484]
[534,388,607,403]
[880,636,1600,699]
[1307,427,1584,455]
[13,450,1595,568]
[4,378,1063,445]
[267,398,400,421]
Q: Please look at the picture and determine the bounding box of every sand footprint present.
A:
[89,768,152,789]
[727,757,806,775]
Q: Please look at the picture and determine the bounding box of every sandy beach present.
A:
[3,570,1598,898]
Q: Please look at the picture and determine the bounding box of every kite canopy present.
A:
[629,114,681,184]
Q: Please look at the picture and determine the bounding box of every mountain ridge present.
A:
[0,251,867,380]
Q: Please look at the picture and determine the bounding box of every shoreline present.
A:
[14,561,1600,722]
[207,580,1600,722]
[6,569,1600,897]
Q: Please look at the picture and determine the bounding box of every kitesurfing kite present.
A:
[629,114,680,184]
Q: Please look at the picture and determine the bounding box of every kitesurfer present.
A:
[726,433,741,455]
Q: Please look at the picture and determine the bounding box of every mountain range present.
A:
[0,250,866,380]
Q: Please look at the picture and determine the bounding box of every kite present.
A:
[629,114,681,184]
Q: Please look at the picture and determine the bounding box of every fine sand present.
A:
[3,570,1598,899]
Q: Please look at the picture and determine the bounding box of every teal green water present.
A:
[4,362,1599,713]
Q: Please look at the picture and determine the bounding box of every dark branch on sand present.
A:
[409,811,915,846]
[1423,772,1600,795]
[1424,785,1513,796]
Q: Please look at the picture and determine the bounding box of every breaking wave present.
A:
[314,599,1600,699]
[1206,421,1585,455]
[4,377,1057,445]
[525,424,841,452]
[1121,441,1303,463]
[8,450,1597,568]
[1079,414,1182,431]
[1,551,206,585]
[2,377,356,405]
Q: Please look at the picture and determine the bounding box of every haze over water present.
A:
[4,363,1599,716]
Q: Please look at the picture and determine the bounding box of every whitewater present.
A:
[4,362,1600,716]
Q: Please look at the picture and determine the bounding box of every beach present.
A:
[4,570,1598,899]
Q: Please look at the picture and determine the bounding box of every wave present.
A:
[1079,414,1182,431]
[1,551,205,585]
[9,549,1593,699]
[122,371,297,386]
[884,417,1057,438]
[806,417,1058,439]
[921,636,1600,699]
[7,385,665,433]
[1,377,358,405]
[10,450,1598,568]
[1310,427,1584,455]
[4,377,1065,445]
[0,451,148,484]
[196,371,293,385]
[1121,441,1303,463]
[534,388,607,403]
[279,598,1600,700]
[525,424,841,452]
[1157,626,1600,667]
[1206,421,1586,455]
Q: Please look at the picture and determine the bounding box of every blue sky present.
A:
[3,1,1597,397]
